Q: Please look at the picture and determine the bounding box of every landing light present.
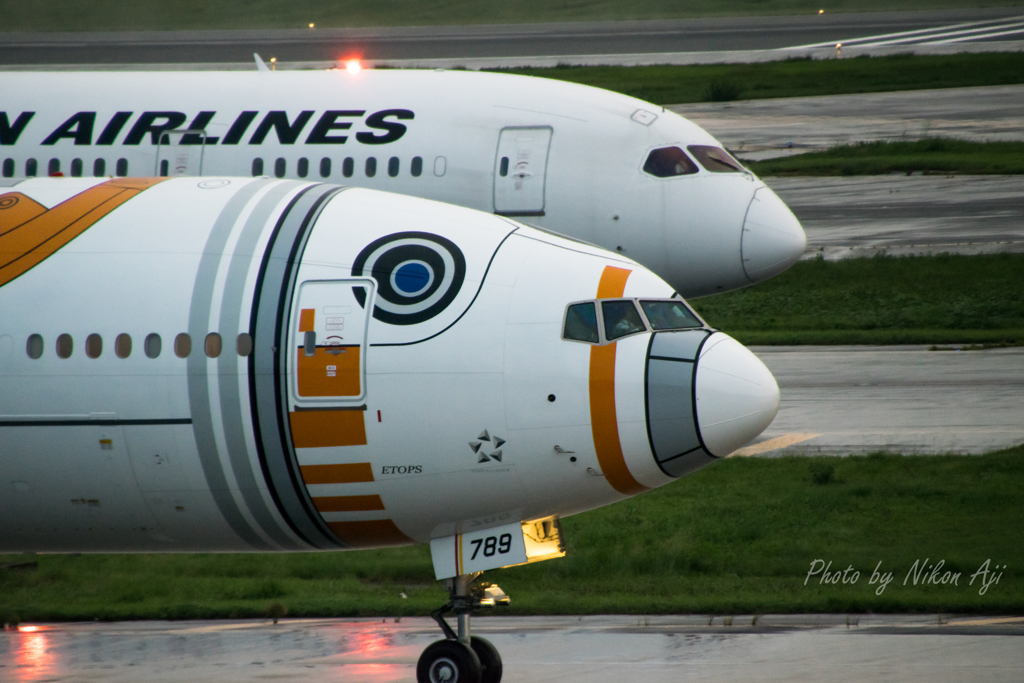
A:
[18,625,41,632]
[346,59,362,75]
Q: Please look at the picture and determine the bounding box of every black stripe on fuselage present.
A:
[0,418,192,427]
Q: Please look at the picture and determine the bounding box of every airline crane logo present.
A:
[0,178,166,289]
[0,109,414,147]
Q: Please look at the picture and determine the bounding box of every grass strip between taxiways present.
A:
[7,1,1024,32]
[2,445,1021,621]
[746,140,1024,177]
[690,253,1024,346]
[496,52,1024,105]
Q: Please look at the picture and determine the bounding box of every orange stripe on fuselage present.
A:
[312,494,385,512]
[0,178,167,289]
[327,520,413,548]
[300,462,375,484]
[289,409,368,448]
[589,266,649,496]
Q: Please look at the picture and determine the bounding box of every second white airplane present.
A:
[0,65,806,298]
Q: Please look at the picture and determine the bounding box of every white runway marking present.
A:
[787,15,1024,49]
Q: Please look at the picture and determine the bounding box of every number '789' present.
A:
[470,533,513,559]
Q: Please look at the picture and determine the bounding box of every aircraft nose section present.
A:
[645,330,778,476]
[741,186,806,282]
[694,333,780,456]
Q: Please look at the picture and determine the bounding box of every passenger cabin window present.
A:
[174,333,192,358]
[320,157,331,178]
[411,156,423,177]
[687,145,745,173]
[115,333,132,359]
[26,334,44,359]
[85,333,103,359]
[640,300,703,330]
[343,157,354,177]
[275,158,286,178]
[56,333,73,359]
[563,303,599,344]
[499,157,509,177]
[643,147,698,178]
[144,333,162,358]
[603,300,646,341]
[26,159,37,177]
[252,158,264,176]
[365,157,377,177]
[48,158,61,176]
[205,333,222,358]
[3,158,14,177]
[116,158,128,176]
[236,333,253,357]
[297,157,309,178]
[388,156,399,177]
[71,158,83,177]
[160,160,169,176]
[93,159,106,177]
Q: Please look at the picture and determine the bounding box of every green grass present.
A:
[498,52,1024,105]
[2,446,1022,622]
[747,140,1024,176]
[690,253,1024,345]
[4,1,1024,32]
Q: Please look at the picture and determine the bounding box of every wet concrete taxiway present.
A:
[674,85,1024,160]
[738,346,1024,456]
[2,615,1022,682]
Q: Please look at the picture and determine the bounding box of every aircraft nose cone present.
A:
[741,187,806,282]
[694,333,779,457]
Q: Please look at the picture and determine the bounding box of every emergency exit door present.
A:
[290,279,375,406]
[493,126,552,217]
[155,129,206,177]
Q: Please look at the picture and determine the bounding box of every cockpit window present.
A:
[640,300,703,330]
[563,302,599,343]
[602,300,646,341]
[687,145,745,173]
[643,147,699,178]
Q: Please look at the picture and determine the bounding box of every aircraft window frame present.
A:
[562,302,600,344]
[365,157,377,177]
[320,157,331,178]
[687,145,746,173]
[205,332,223,358]
[388,156,400,177]
[343,157,354,177]
[639,299,705,331]
[93,158,105,177]
[297,157,309,178]
[3,158,15,178]
[411,156,423,177]
[48,158,61,176]
[71,158,83,177]
[274,157,286,178]
[251,158,264,176]
[236,333,253,357]
[642,146,699,178]
[26,159,37,177]
[562,297,708,346]
[116,158,128,176]
[602,300,647,341]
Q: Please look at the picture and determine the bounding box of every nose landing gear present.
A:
[417,572,509,683]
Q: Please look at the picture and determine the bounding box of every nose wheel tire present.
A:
[470,636,503,683]
[417,639,483,683]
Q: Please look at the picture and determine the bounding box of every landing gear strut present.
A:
[416,572,509,683]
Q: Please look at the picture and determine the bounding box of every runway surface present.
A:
[2,615,1022,682]
[739,346,1024,456]
[1,9,1022,66]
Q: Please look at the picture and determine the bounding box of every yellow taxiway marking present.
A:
[946,616,1024,627]
[729,433,821,457]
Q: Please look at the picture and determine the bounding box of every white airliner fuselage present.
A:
[0,69,806,298]
[1,176,781,682]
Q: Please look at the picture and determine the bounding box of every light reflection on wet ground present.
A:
[1,615,1021,682]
